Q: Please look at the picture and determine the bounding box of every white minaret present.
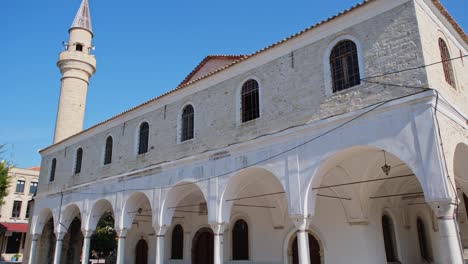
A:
[54,0,96,143]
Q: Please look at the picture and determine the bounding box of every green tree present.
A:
[0,145,11,205]
[90,214,117,263]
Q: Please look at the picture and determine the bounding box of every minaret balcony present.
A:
[57,50,96,76]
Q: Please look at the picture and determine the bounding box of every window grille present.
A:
[181,105,194,142]
[232,219,249,260]
[138,122,150,155]
[74,148,83,175]
[104,136,113,165]
[15,180,25,193]
[438,38,456,88]
[330,40,361,92]
[12,201,22,218]
[241,79,260,123]
[50,159,57,182]
[171,225,184,259]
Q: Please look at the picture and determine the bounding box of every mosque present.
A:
[25,0,468,263]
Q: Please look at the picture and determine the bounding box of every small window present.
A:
[232,219,249,260]
[438,38,456,88]
[49,158,57,182]
[29,182,38,195]
[15,180,25,193]
[382,214,398,262]
[12,201,22,218]
[181,105,194,142]
[104,136,113,165]
[330,40,361,92]
[138,122,149,155]
[171,224,184,259]
[25,200,33,219]
[417,217,432,262]
[74,148,83,175]
[241,80,260,123]
[76,43,83,52]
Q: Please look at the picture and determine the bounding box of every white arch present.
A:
[86,199,115,231]
[282,225,326,264]
[160,180,208,226]
[32,207,55,235]
[121,191,153,229]
[58,203,82,233]
[219,166,289,225]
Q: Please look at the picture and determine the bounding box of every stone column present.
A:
[28,234,40,264]
[184,230,192,263]
[116,228,128,264]
[154,225,168,264]
[432,202,464,264]
[81,230,94,264]
[53,232,66,264]
[211,223,226,264]
[292,217,311,264]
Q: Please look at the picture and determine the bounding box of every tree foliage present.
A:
[90,214,117,262]
[0,145,11,205]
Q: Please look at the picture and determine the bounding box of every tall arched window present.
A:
[382,214,398,262]
[181,105,194,142]
[50,158,57,182]
[104,136,113,165]
[138,122,149,155]
[417,217,432,262]
[330,40,361,92]
[232,219,249,260]
[74,148,83,175]
[241,80,260,123]
[171,224,184,259]
[438,38,456,88]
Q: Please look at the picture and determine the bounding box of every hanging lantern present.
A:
[381,151,391,176]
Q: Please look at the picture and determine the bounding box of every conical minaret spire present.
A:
[70,0,93,34]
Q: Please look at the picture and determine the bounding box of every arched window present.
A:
[138,122,149,155]
[241,80,260,123]
[181,105,194,142]
[438,38,456,88]
[330,40,361,92]
[171,224,184,259]
[74,148,83,175]
[382,214,398,262]
[232,219,249,260]
[50,158,57,182]
[417,217,432,262]
[104,136,113,165]
[76,43,83,52]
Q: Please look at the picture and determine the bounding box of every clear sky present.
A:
[2,0,467,168]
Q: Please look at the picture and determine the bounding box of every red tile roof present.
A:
[27,166,41,171]
[0,223,28,233]
[40,0,468,153]
[178,55,247,87]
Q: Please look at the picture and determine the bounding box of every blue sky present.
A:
[2,0,467,168]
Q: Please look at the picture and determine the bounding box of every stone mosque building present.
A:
[26,0,468,263]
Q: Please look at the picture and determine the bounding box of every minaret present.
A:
[54,0,96,143]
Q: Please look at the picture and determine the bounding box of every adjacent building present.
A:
[27,0,468,263]
[0,167,39,262]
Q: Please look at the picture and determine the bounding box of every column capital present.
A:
[209,222,227,235]
[82,229,95,238]
[430,201,457,220]
[55,232,66,240]
[153,224,169,236]
[116,228,128,238]
[290,215,311,231]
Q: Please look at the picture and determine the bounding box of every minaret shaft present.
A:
[53,0,96,143]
